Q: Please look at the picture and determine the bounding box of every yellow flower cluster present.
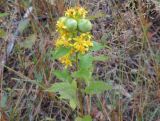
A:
[56,20,69,37]
[55,7,93,68]
[73,33,93,54]
[65,6,88,19]
[59,54,72,68]
[55,36,71,48]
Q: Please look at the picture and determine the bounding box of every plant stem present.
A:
[86,95,91,115]
[76,52,79,71]
[75,52,84,116]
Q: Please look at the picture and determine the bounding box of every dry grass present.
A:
[0,0,160,121]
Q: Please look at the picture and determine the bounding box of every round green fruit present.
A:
[65,18,77,31]
[59,16,68,23]
[78,19,92,32]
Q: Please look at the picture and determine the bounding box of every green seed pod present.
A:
[65,18,77,31]
[59,16,68,23]
[78,19,92,32]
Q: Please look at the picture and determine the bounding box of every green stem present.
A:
[76,52,79,71]
[75,52,84,116]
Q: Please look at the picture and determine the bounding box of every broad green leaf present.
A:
[0,13,9,18]
[76,115,92,121]
[53,69,72,82]
[93,55,109,62]
[73,54,93,81]
[46,82,76,93]
[18,34,37,49]
[51,47,70,60]
[18,19,29,33]
[90,41,104,51]
[76,117,83,121]
[46,81,77,109]
[79,54,93,69]
[0,28,6,38]
[85,81,112,95]
[73,68,91,81]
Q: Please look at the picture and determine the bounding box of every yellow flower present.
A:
[56,20,69,36]
[75,6,88,18]
[84,40,93,47]
[80,32,92,40]
[73,33,93,53]
[73,40,93,53]
[56,20,66,31]
[65,8,76,18]
[74,42,87,54]
[59,54,72,68]
[55,36,72,48]
[65,6,88,19]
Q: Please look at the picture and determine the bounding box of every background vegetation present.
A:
[0,0,160,121]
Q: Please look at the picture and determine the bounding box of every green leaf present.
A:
[87,11,106,20]
[76,115,92,121]
[0,94,7,108]
[18,34,37,49]
[46,81,77,109]
[34,71,43,82]
[18,19,29,33]
[85,81,112,95]
[79,54,93,69]
[155,53,160,63]
[0,28,6,38]
[0,13,9,18]
[21,0,31,8]
[93,55,109,62]
[73,54,93,81]
[46,82,76,93]
[90,41,104,51]
[51,47,70,60]
[53,69,72,82]
[73,68,91,81]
